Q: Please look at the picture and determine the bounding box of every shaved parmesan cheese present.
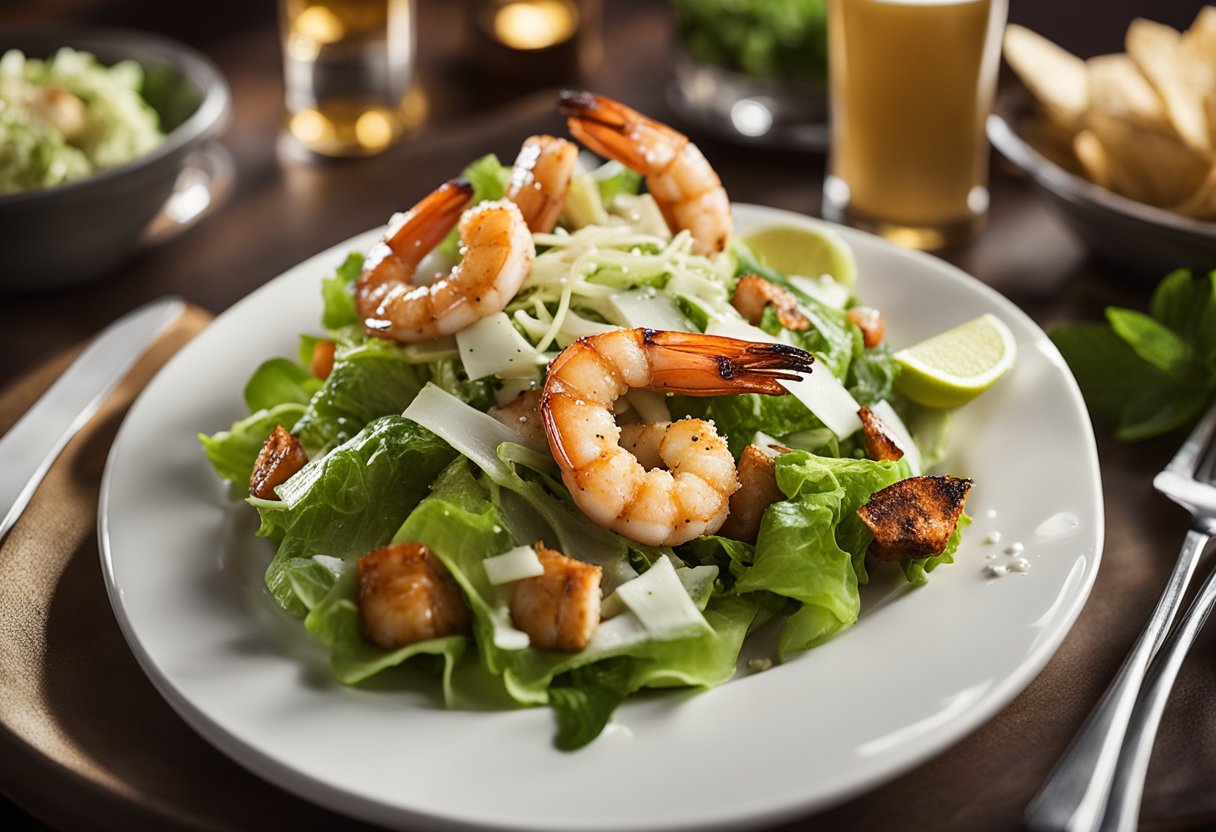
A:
[706,318,862,438]
[789,274,850,309]
[483,545,544,585]
[612,557,711,639]
[489,597,531,651]
[456,313,544,380]
[870,400,923,475]
[608,288,694,332]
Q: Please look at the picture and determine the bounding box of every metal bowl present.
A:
[0,27,232,293]
[988,87,1216,280]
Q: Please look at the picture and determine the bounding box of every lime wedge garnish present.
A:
[893,313,1017,408]
[741,224,858,286]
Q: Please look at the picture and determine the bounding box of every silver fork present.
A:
[1098,407,1216,832]
[1025,401,1216,832]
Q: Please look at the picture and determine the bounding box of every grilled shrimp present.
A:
[732,275,809,331]
[489,388,547,448]
[357,542,471,649]
[505,134,577,233]
[510,544,602,652]
[559,90,731,256]
[540,328,815,546]
[356,179,535,342]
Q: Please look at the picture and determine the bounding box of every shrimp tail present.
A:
[640,329,814,395]
[559,89,662,173]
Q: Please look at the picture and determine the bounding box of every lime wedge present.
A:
[741,224,858,286]
[893,313,1017,408]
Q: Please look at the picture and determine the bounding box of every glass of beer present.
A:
[279,0,423,157]
[822,0,1007,250]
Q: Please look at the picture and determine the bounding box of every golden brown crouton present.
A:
[357,542,471,649]
[511,544,602,652]
[719,444,785,543]
[859,406,905,463]
[731,275,810,331]
[858,476,972,562]
[249,426,308,499]
[846,306,886,348]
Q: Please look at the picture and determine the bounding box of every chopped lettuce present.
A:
[256,415,457,615]
[321,252,364,330]
[734,451,909,657]
[199,402,307,486]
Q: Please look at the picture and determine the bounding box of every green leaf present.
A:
[549,659,633,751]
[243,357,323,413]
[258,416,457,614]
[734,451,909,657]
[321,252,364,330]
[198,402,306,485]
[1148,269,1216,368]
[303,566,466,697]
[901,512,972,585]
[1105,308,1197,378]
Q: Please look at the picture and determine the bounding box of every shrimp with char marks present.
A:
[356,179,534,342]
[540,328,815,547]
[559,90,732,257]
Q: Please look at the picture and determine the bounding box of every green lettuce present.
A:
[734,450,909,658]
[321,252,364,330]
[394,457,758,748]
[199,402,307,486]
[256,415,457,615]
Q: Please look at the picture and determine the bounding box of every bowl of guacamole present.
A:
[0,28,231,291]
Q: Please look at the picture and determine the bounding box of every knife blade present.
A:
[0,297,186,543]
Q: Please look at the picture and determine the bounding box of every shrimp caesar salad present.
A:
[200,91,1012,749]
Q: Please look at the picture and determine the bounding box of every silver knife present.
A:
[0,297,186,543]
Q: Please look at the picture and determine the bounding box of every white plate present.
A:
[100,204,1103,832]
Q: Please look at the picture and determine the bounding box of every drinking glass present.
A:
[279,0,422,157]
[822,0,1008,250]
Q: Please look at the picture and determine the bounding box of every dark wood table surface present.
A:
[2,1,1215,830]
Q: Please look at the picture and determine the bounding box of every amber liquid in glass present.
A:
[280,0,423,156]
[823,0,1006,249]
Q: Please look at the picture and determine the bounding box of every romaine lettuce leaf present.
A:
[735,450,908,658]
[243,357,322,413]
[303,565,466,697]
[321,252,363,331]
[257,415,457,615]
[198,402,307,486]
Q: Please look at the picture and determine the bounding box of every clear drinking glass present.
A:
[279,0,423,157]
[822,0,1007,250]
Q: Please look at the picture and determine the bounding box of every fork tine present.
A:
[1162,400,1216,480]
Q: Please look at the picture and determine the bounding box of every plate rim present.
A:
[99,203,1105,831]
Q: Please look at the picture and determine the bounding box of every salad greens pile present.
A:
[672,0,829,84]
[201,152,967,749]
[0,48,164,194]
[1051,269,1216,440]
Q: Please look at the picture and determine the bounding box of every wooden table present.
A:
[2,1,1214,829]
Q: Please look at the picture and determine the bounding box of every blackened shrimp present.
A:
[540,328,814,546]
[356,179,534,342]
[559,90,731,256]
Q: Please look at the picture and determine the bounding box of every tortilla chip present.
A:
[1087,112,1210,205]
[1004,24,1089,130]
[1087,53,1173,135]
[1127,17,1216,153]
[1072,130,1114,189]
